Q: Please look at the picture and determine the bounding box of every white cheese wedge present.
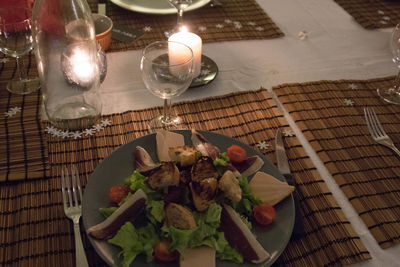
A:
[180,246,216,267]
[249,171,294,205]
[156,130,185,162]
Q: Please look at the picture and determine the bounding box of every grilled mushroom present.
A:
[147,162,180,189]
[190,178,218,211]
[191,156,218,182]
[165,203,196,230]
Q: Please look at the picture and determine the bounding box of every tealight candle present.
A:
[168,28,202,77]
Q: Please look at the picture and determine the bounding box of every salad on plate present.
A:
[85,130,294,267]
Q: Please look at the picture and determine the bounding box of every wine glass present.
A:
[377,23,400,104]
[165,0,193,37]
[0,7,40,95]
[140,41,194,132]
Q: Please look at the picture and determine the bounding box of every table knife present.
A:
[275,129,306,239]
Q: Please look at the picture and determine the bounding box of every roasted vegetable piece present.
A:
[191,156,218,182]
[147,162,180,189]
[134,146,160,174]
[168,146,200,167]
[190,178,218,211]
[191,129,221,160]
[165,203,196,230]
[218,171,242,203]
[220,204,270,264]
[87,189,147,240]
[154,240,179,262]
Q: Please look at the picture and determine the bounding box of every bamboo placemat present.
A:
[334,0,400,29]
[274,76,400,249]
[0,89,370,266]
[87,0,283,52]
[0,54,49,182]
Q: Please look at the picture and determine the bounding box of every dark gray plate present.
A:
[82,130,294,266]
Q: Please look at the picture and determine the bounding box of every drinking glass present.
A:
[140,41,194,132]
[377,23,400,104]
[0,7,40,95]
[165,0,193,37]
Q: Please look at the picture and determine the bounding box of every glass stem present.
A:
[162,98,172,126]
[394,68,400,91]
[15,56,27,81]
[177,8,184,27]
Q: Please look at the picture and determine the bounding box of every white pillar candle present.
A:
[168,29,202,77]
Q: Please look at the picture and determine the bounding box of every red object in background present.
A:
[0,0,32,23]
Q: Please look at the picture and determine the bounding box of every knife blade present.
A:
[275,129,306,239]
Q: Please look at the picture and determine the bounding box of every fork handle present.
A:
[389,144,400,157]
[73,222,89,267]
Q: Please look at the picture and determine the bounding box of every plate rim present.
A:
[82,130,295,266]
[109,0,212,15]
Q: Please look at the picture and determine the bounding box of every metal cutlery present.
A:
[364,107,400,157]
[61,166,89,267]
[275,129,306,239]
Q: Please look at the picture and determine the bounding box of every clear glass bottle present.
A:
[31,0,102,130]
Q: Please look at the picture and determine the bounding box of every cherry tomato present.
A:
[109,185,130,204]
[253,203,276,226]
[227,145,247,163]
[154,240,179,263]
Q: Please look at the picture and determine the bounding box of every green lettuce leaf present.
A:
[99,207,117,218]
[233,175,262,217]
[146,200,165,225]
[108,222,159,266]
[124,170,160,200]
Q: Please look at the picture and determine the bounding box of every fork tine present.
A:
[65,168,73,208]
[71,167,79,207]
[370,108,386,137]
[73,166,83,204]
[61,169,68,210]
[364,108,376,137]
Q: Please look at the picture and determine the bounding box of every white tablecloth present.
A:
[100,0,399,265]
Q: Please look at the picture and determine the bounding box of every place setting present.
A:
[2,0,400,266]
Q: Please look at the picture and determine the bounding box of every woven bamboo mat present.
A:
[274,76,400,249]
[0,54,49,182]
[87,0,283,52]
[0,89,370,266]
[334,0,400,29]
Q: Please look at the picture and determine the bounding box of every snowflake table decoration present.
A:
[224,19,232,24]
[143,26,152,32]
[255,27,264,31]
[348,83,358,90]
[93,124,104,132]
[382,16,391,21]
[0,58,9,64]
[283,129,295,137]
[70,131,82,139]
[298,31,308,40]
[60,130,71,139]
[378,10,385,15]
[198,26,207,32]
[256,140,270,150]
[344,99,354,106]
[101,119,112,127]
[4,106,22,118]
[83,128,95,136]
[247,21,256,26]
[216,24,224,29]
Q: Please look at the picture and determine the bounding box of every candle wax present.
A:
[168,31,202,77]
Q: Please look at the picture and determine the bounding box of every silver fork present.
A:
[61,166,89,267]
[364,107,400,157]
